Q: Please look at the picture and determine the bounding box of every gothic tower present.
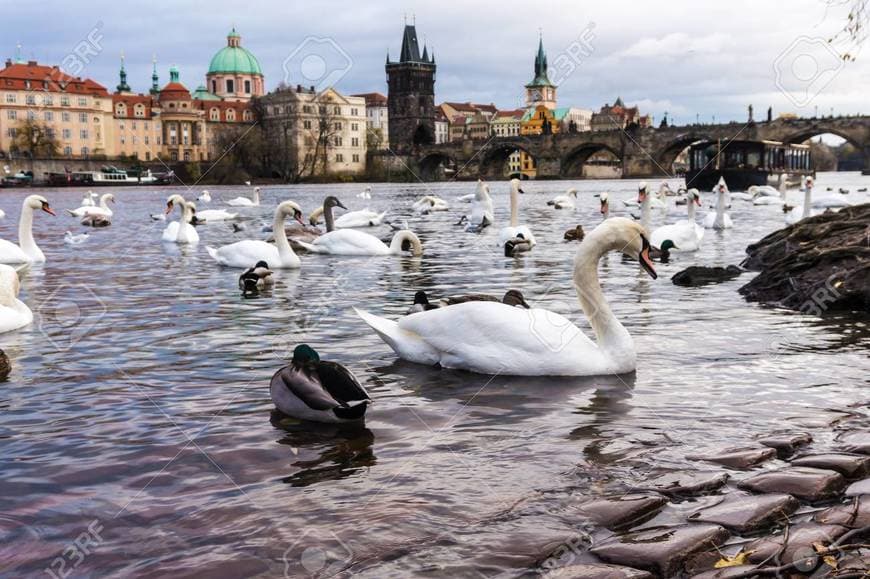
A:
[386,23,436,152]
[525,34,557,109]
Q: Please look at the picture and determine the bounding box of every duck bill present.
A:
[639,237,657,279]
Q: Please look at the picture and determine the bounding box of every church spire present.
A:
[527,32,555,88]
[116,52,131,93]
[150,54,159,95]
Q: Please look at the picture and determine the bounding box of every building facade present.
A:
[386,24,437,152]
[352,92,388,150]
[590,97,652,131]
[206,29,265,102]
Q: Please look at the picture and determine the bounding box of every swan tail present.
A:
[354,308,439,364]
[66,209,77,216]
[296,240,325,253]
[205,246,222,264]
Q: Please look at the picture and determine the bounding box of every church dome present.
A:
[207,29,263,76]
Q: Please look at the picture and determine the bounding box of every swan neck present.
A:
[18,202,36,253]
[687,198,696,220]
[273,208,294,257]
[324,204,336,232]
[390,230,422,255]
[803,188,812,218]
[641,195,651,230]
[252,189,260,205]
[509,186,519,226]
[100,194,110,209]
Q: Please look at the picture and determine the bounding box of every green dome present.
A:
[208,31,262,75]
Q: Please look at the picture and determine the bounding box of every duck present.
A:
[407,290,442,314]
[412,195,449,214]
[227,186,260,207]
[206,200,304,268]
[504,234,533,257]
[465,179,494,231]
[0,195,56,264]
[162,195,200,244]
[649,239,677,263]
[298,203,423,257]
[407,289,530,314]
[81,214,111,227]
[64,231,89,245]
[79,191,97,207]
[334,207,387,228]
[195,208,239,222]
[563,225,585,242]
[0,264,32,334]
[703,183,733,229]
[356,217,657,376]
[239,260,274,295]
[357,186,372,199]
[67,193,114,217]
[270,344,371,423]
[651,188,704,251]
[547,187,578,210]
[498,178,536,247]
[198,190,212,203]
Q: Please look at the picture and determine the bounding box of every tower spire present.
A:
[15,42,23,64]
[116,51,130,93]
[150,54,160,95]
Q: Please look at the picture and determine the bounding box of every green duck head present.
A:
[660,239,678,252]
[292,344,320,363]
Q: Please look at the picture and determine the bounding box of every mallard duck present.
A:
[270,345,371,423]
[239,261,274,295]
[649,239,677,263]
[504,234,533,257]
[563,225,585,242]
[408,289,530,313]
[407,290,441,314]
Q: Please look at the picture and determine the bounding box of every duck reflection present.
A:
[272,412,376,487]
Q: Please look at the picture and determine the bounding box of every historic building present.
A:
[206,29,265,102]
[433,108,449,144]
[525,35,557,110]
[352,92,389,149]
[590,97,652,131]
[386,23,436,151]
[259,85,366,177]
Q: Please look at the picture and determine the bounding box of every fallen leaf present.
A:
[714,550,752,568]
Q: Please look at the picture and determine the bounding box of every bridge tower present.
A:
[386,23,437,153]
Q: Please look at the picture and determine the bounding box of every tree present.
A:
[808,139,838,171]
[827,0,869,60]
[210,123,267,183]
[307,97,342,178]
[11,119,59,157]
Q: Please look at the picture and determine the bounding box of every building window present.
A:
[145,152,151,161]
[80,129,89,139]
[25,94,36,105]
[244,79,251,94]
[243,110,252,121]
[27,110,36,121]
[119,123,125,131]
[210,108,219,121]
[334,106,341,115]
[61,96,70,106]
[120,135,126,144]
[62,129,71,139]
[43,95,53,106]
[334,136,342,146]
[351,122,358,131]
[79,112,87,123]
[352,153,360,162]
[334,122,342,131]
[226,79,234,93]
[336,154,343,162]
[78,97,88,106]
[81,146,89,156]
[303,120,312,129]
[226,109,235,122]
[131,121,137,130]
[351,137,359,147]
[64,145,72,155]
[46,128,55,139]
[6,110,15,120]
[170,151,178,161]
[44,111,53,121]
[62,112,70,122]
[144,136,149,145]
[5,94,15,103]
[6,128,16,138]
[211,80,217,93]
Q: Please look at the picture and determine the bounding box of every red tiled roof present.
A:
[352,92,387,106]
[442,102,479,113]
[473,103,497,114]
[0,61,109,96]
[495,109,525,119]
[159,82,191,101]
[112,93,157,118]
[193,99,254,122]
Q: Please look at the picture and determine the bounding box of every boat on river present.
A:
[685,139,814,191]
[45,166,175,187]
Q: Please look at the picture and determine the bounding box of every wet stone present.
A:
[686,447,777,469]
[543,563,654,578]
[691,565,760,579]
[575,494,668,531]
[838,431,870,455]
[757,432,812,457]
[687,492,799,533]
[791,453,870,478]
[814,495,870,528]
[737,467,846,502]
[744,523,848,565]
[845,477,870,497]
[590,524,730,577]
[633,472,730,498]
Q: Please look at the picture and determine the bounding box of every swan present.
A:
[162,195,199,244]
[0,209,5,219]
[0,264,32,334]
[547,188,578,210]
[356,218,657,376]
[785,181,815,225]
[708,177,731,208]
[299,228,422,256]
[81,214,111,227]
[195,209,239,222]
[599,193,610,219]
[239,260,274,294]
[0,195,56,264]
[730,191,755,202]
[465,180,494,231]
[412,195,449,214]
[651,188,705,251]
[64,231,89,245]
[334,208,387,228]
[206,200,304,268]
[80,191,97,207]
[703,184,733,229]
[227,186,260,207]
[357,186,372,199]
[308,206,325,225]
[270,344,371,423]
[635,183,665,230]
[67,193,114,217]
[748,185,780,198]
[456,193,476,203]
[408,289,530,314]
[498,178,536,247]
[809,177,850,208]
[198,190,212,203]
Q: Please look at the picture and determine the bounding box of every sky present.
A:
[6,0,869,128]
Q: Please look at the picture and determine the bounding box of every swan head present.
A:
[277,200,305,224]
[502,290,530,309]
[323,196,347,211]
[510,178,525,194]
[103,193,116,204]
[292,344,320,363]
[25,194,56,216]
[165,194,186,214]
[567,188,578,197]
[688,188,701,205]
[599,192,610,212]
[590,218,657,280]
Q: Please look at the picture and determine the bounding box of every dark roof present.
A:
[0,61,109,96]
[351,92,387,106]
[400,25,421,62]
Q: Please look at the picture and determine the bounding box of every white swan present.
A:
[456,193,476,203]
[547,188,578,210]
[356,218,657,376]
[80,191,97,207]
[227,186,260,207]
[785,183,814,225]
[162,195,200,244]
[465,180,494,231]
[195,209,239,222]
[64,231,89,245]
[749,185,780,198]
[703,184,733,229]
[636,183,664,230]
[335,208,387,228]
[67,193,114,217]
[651,188,705,251]
[198,190,212,203]
[206,200,303,268]
[0,195,56,264]
[599,193,610,219]
[412,195,449,214]
[753,185,786,206]
[498,178,536,247]
[0,264,32,334]
[357,186,372,199]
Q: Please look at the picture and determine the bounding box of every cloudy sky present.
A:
[6,0,869,126]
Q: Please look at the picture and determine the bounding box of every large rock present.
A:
[739,203,870,312]
[814,495,870,528]
[691,565,760,579]
[791,453,870,478]
[631,472,729,498]
[542,563,653,578]
[687,492,799,533]
[758,432,812,457]
[575,494,668,531]
[672,265,742,287]
[737,467,846,501]
[838,431,870,455]
[686,447,777,469]
[590,524,729,577]
[744,523,848,566]
[845,477,870,497]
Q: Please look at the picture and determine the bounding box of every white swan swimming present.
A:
[0,195,56,264]
[785,180,815,225]
[67,193,114,217]
[195,209,239,222]
[651,188,705,251]
[355,218,657,376]
[198,190,212,203]
[162,195,200,244]
[498,178,536,247]
[412,195,449,214]
[456,193,476,203]
[227,186,260,207]
[206,200,304,268]
[64,231,89,245]
[703,184,733,229]
[753,183,787,206]
[0,264,32,334]
[599,193,610,219]
[357,186,372,200]
[635,183,666,231]
[335,208,387,228]
[465,180,494,231]
[547,187,578,210]
[79,191,97,207]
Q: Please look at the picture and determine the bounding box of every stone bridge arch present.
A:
[654,133,714,174]
[561,142,622,178]
[478,140,539,179]
[418,151,457,180]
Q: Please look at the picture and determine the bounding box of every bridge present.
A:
[399,116,870,180]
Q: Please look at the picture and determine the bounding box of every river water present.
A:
[0,174,868,578]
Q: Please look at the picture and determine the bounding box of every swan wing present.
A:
[206,240,277,267]
[0,239,30,264]
[308,230,388,255]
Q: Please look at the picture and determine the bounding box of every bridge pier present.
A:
[622,155,668,179]
[863,146,870,175]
